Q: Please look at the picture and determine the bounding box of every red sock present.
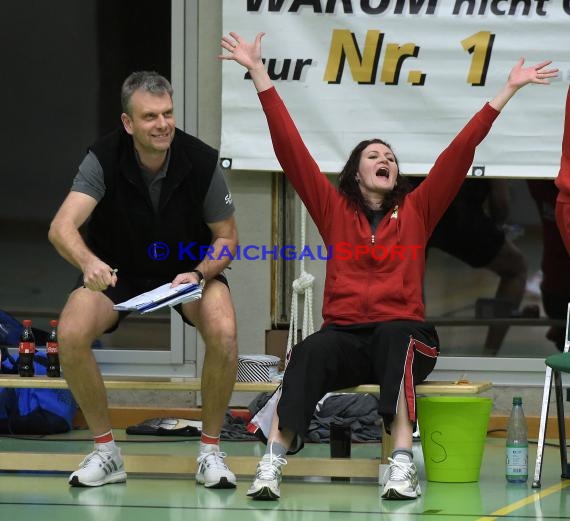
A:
[94,431,114,444]
[200,432,220,445]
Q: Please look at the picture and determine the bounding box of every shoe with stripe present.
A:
[381,455,421,500]
[247,453,287,500]
[196,449,237,489]
[68,448,127,487]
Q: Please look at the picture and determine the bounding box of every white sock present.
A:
[200,442,220,454]
[392,449,413,463]
[95,440,118,453]
[265,441,287,460]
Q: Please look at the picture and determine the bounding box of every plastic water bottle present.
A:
[506,396,528,483]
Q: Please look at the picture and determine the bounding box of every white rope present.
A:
[286,203,315,358]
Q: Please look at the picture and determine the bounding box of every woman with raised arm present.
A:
[220,31,556,501]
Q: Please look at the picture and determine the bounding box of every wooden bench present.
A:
[0,375,491,478]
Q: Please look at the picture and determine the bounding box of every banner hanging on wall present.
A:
[220,1,570,178]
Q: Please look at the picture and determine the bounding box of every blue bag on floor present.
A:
[0,349,78,434]
[0,310,78,434]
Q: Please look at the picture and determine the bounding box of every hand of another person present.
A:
[491,58,558,112]
[219,31,265,71]
[507,58,558,90]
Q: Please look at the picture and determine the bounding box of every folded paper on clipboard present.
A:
[113,282,202,314]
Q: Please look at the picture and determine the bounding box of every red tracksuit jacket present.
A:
[259,87,500,327]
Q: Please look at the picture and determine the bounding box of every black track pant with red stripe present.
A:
[277,320,439,449]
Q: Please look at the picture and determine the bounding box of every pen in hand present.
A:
[109,268,118,287]
[82,268,118,289]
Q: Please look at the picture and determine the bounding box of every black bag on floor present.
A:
[126,417,202,436]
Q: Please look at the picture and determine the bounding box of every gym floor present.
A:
[0,434,568,520]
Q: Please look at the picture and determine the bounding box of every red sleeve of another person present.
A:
[555,86,570,255]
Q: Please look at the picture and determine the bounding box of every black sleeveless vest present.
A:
[86,128,217,281]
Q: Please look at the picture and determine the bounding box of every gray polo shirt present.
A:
[71,150,235,223]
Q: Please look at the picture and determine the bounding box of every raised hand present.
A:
[220,31,273,92]
[490,57,558,112]
[507,58,558,89]
[220,31,265,70]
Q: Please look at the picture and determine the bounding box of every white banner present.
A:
[221,1,570,178]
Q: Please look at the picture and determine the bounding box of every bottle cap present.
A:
[50,319,58,327]
[513,396,522,405]
[22,319,32,327]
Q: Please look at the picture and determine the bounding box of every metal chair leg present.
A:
[532,365,554,489]
[553,370,569,479]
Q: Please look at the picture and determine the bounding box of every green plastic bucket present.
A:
[417,396,492,482]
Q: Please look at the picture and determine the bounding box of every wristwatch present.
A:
[191,269,205,288]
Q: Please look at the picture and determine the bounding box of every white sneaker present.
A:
[196,449,236,489]
[247,453,287,500]
[69,448,127,487]
[381,456,421,500]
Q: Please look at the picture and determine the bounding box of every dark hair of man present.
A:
[121,71,174,116]
[337,138,412,217]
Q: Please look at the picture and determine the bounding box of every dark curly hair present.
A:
[337,138,412,217]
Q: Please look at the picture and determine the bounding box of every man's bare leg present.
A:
[58,287,126,486]
[58,288,119,436]
[183,280,238,488]
[183,280,238,437]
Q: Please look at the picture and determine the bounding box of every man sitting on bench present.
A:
[48,71,239,490]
